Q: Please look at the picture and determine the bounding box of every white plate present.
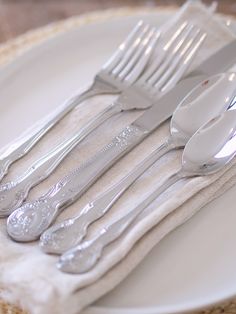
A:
[0,8,236,314]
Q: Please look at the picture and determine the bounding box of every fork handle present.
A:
[0,101,123,217]
[0,79,113,183]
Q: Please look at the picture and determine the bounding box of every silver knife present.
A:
[4,40,236,224]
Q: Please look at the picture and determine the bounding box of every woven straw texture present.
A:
[0,6,236,314]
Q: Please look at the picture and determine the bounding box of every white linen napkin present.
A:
[0,1,236,314]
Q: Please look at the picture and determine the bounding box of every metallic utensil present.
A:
[0,20,158,182]
[5,40,236,239]
[38,72,236,253]
[0,23,204,218]
[58,108,236,273]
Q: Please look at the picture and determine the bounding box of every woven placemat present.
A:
[0,6,236,314]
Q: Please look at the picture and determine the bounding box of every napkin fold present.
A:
[0,1,236,314]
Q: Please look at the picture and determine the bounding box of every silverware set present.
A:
[1,19,236,274]
[0,21,204,217]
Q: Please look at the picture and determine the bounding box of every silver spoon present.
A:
[8,72,236,245]
[58,108,236,273]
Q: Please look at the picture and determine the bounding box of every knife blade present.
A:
[136,39,236,132]
[189,39,236,77]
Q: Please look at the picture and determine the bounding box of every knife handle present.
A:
[44,123,147,205]
[6,123,148,240]
[45,123,146,202]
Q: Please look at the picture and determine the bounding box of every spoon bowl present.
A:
[171,72,236,146]
[182,110,236,176]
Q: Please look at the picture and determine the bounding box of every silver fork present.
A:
[5,25,206,241]
[0,20,158,182]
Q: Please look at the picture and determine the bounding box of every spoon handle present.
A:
[58,171,182,273]
[0,81,106,183]
[0,102,122,217]
[41,137,176,253]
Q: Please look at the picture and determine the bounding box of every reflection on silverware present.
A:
[5,25,206,237]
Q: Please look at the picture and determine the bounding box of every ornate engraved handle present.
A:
[57,172,181,274]
[0,102,122,218]
[40,138,175,254]
[0,79,116,183]
[40,185,127,254]
[7,123,148,241]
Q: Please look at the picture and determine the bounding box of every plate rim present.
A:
[0,6,236,314]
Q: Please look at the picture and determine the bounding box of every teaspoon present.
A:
[58,108,236,273]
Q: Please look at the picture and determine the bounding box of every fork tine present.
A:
[156,28,205,90]
[123,29,161,83]
[111,24,151,76]
[118,27,160,81]
[161,31,207,93]
[138,22,189,84]
[102,20,146,73]
[147,24,194,86]
[163,21,188,51]
[154,26,200,89]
